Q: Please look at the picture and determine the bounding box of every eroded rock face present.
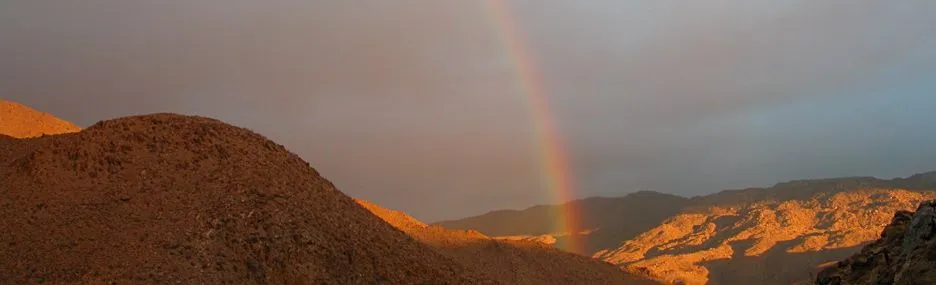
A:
[816,200,936,285]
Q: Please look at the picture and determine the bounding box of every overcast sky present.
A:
[3,1,936,221]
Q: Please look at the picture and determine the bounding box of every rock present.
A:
[899,201,936,255]
[817,200,936,285]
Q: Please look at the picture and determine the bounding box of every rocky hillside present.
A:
[0,113,502,284]
[816,200,936,285]
[355,199,656,285]
[599,189,936,285]
[441,174,936,285]
[0,99,80,138]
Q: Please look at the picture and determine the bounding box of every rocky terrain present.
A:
[816,200,936,285]
[0,110,502,284]
[355,199,655,285]
[0,99,80,138]
[442,175,936,285]
[599,189,936,285]
[7,99,934,285]
[0,100,654,284]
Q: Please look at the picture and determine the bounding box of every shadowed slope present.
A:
[356,199,657,285]
[0,114,499,284]
[0,99,80,138]
[817,200,936,285]
[436,191,691,255]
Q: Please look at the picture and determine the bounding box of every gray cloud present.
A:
[3,1,936,220]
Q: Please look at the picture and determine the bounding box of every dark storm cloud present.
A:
[2,1,936,220]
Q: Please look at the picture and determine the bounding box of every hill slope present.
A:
[0,99,80,138]
[0,113,499,284]
[816,200,936,285]
[355,199,656,285]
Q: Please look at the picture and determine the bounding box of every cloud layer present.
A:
[3,1,936,220]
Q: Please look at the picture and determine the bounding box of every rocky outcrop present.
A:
[816,200,936,285]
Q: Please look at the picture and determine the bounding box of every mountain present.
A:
[0,113,500,284]
[440,174,936,284]
[598,188,936,285]
[436,191,692,255]
[0,99,80,138]
[355,199,656,285]
[816,200,936,285]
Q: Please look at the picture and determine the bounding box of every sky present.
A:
[2,1,936,221]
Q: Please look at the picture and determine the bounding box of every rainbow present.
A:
[484,0,584,254]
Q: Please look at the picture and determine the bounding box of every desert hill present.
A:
[355,199,656,285]
[0,113,501,284]
[440,174,936,284]
[815,200,936,285]
[0,99,80,138]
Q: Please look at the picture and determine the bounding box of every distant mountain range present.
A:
[436,191,692,255]
[437,172,936,284]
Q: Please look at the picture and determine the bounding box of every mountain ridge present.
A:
[435,190,691,255]
[438,172,936,284]
[441,172,936,231]
[355,199,656,285]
